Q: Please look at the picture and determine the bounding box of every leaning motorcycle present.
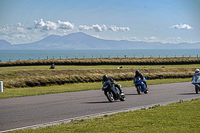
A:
[102,80,125,102]
[192,75,200,94]
[134,77,148,94]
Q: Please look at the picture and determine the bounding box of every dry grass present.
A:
[0,64,196,88]
[1,57,200,66]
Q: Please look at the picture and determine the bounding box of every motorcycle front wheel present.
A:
[120,94,125,101]
[105,91,115,102]
[136,86,141,94]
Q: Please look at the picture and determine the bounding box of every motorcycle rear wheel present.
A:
[144,88,148,94]
[105,91,115,102]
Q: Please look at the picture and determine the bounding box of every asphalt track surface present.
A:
[1,82,200,132]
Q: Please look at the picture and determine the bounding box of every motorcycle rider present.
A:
[134,70,147,88]
[102,75,123,93]
[192,69,200,81]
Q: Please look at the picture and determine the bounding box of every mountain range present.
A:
[0,32,200,50]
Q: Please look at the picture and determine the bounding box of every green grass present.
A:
[0,64,196,98]
[0,78,191,99]
[0,64,196,88]
[0,64,199,70]
[0,63,197,132]
[0,82,101,99]
[1,59,199,132]
[9,98,200,133]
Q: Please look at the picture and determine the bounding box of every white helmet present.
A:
[195,69,199,73]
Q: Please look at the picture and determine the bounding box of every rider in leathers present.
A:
[134,70,147,88]
[192,69,200,81]
[102,75,123,93]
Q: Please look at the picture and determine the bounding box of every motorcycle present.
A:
[102,80,125,102]
[134,77,148,94]
[192,75,200,94]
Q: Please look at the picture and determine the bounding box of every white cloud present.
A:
[143,36,188,44]
[0,19,76,44]
[34,19,57,30]
[169,23,193,30]
[57,20,74,29]
[109,25,130,32]
[165,37,183,43]
[144,36,159,42]
[123,36,140,41]
[34,19,47,29]
[130,37,139,41]
[2,18,197,45]
[78,24,107,32]
[78,24,130,32]
[16,23,24,27]
[0,19,132,44]
[79,25,93,31]
[16,23,24,33]
[149,36,157,40]
[0,23,26,35]
[101,25,107,31]
[34,19,74,31]
[92,24,103,32]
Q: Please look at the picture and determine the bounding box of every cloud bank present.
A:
[0,19,195,44]
[109,25,130,32]
[123,36,193,44]
[79,24,107,32]
[34,19,74,31]
[170,23,193,30]
[0,19,76,44]
[0,18,131,44]
[78,24,129,32]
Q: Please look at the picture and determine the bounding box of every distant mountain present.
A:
[0,40,12,50]
[0,32,200,50]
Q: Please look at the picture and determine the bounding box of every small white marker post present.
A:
[0,81,3,92]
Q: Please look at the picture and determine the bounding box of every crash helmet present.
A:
[103,75,108,81]
[135,70,140,75]
[195,69,199,73]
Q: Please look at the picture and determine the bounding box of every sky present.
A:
[0,0,200,44]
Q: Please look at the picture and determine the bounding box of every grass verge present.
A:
[0,78,191,99]
[8,98,200,133]
[0,64,195,88]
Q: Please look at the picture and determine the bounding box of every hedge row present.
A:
[1,57,200,67]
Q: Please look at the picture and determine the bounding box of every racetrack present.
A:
[1,82,200,132]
